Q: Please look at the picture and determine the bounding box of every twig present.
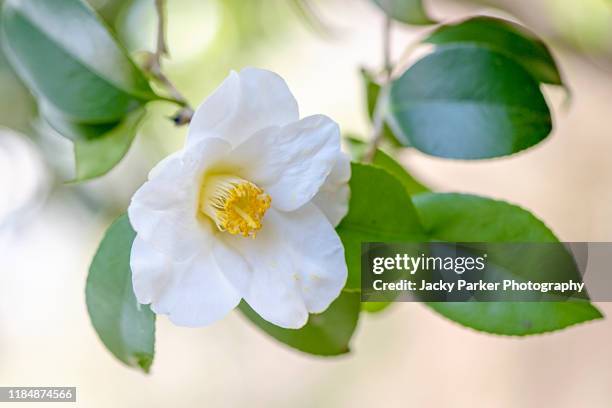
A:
[154,0,168,59]
[364,16,393,162]
[145,0,194,125]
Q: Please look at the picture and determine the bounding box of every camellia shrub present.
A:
[1,0,602,372]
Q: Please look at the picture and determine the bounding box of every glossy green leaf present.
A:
[1,0,156,123]
[413,193,603,335]
[86,214,155,372]
[239,291,361,356]
[425,16,562,85]
[337,163,427,289]
[370,0,435,25]
[388,45,552,159]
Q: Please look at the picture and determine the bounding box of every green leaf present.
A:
[72,108,145,181]
[239,291,361,356]
[361,68,381,120]
[413,193,603,335]
[414,192,557,242]
[1,0,156,123]
[388,45,552,159]
[372,149,429,194]
[362,151,428,314]
[86,214,155,372]
[45,107,146,181]
[426,302,603,336]
[337,163,427,289]
[425,16,562,85]
[370,0,435,25]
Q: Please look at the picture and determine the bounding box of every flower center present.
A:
[199,175,271,237]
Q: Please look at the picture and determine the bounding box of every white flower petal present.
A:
[229,114,341,212]
[224,204,347,328]
[276,204,347,313]
[187,67,299,148]
[312,151,351,226]
[128,137,231,261]
[211,238,251,295]
[131,236,241,327]
[130,235,174,305]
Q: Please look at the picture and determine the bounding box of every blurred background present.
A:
[2,0,612,406]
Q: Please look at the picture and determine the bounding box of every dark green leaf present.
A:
[337,163,427,289]
[239,291,361,356]
[413,193,603,335]
[425,16,562,85]
[370,0,435,25]
[388,45,552,159]
[86,214,155,372]
[2,0,156,123]
[427,302,603,336]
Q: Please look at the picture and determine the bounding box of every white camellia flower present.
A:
[128,68,350,329]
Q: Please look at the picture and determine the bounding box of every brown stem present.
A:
[154,0,168,58]
[146,0,194,125]
[364,16,393,162]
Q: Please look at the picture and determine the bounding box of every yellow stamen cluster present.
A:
[200,175,271,237]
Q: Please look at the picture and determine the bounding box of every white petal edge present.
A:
[130,235,242,327]
[312,151,351,226]
[187,67,299,148]
[222,203,347,328]
[228,114,341,212]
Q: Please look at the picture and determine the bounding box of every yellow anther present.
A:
[199,175,271,237]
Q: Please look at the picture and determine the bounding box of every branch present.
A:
[145,0,194,125]
[154,0,168,59]
[364,16,393,162]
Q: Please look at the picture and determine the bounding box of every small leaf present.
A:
[360,68,406,147]
[370,0,435,25]
[45,107,146,181]
[86,214,155,372]
[388,45,552,159]
[425,16,562,85]
[413,193,603,335]
[361,68,381,120]
[337,163,427,289]
[72,108,145,181]
[239,291,361,356]
[1,0,156,123]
